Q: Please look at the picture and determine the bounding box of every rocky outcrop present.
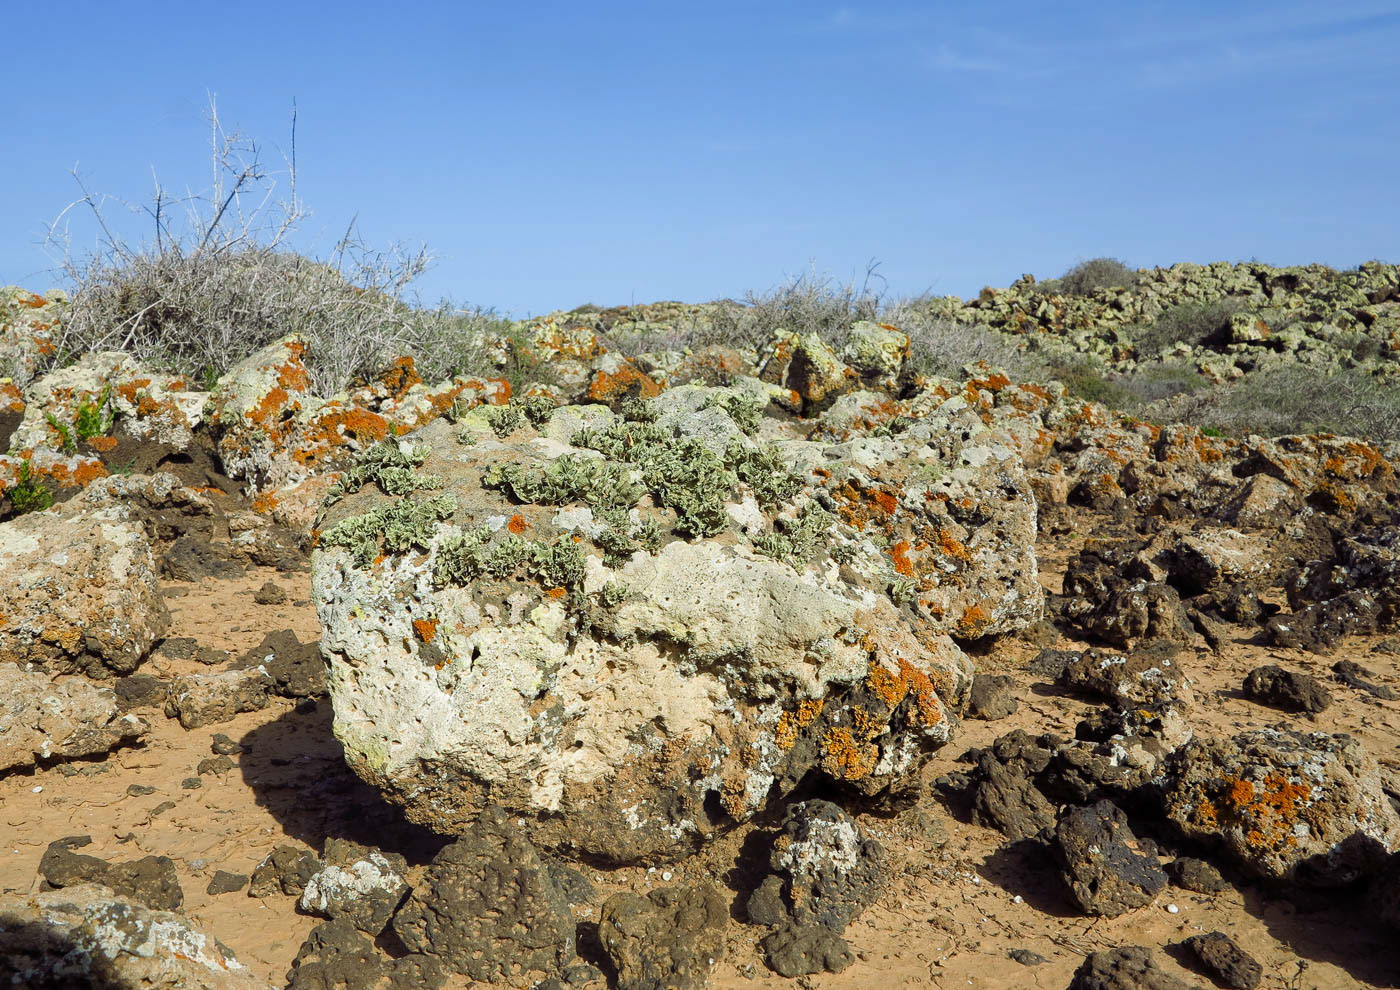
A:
[314,383,1041,861]
[298,840,408,935]
[0,483,168,676]
[1160,728,1400,886]
[598,884,727,990]
[1054,801,1167,917]
[0,668,148,772]
[0,884,267,989]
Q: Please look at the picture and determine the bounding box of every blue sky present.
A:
[2,1,1397,317]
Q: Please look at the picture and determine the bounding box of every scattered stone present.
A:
[211,732,249,755]
[1166,857,1229,894]
[249,845,323,898]
[1054,801,1167,917]
[157,636,229,665]
[299,839,409,935]
[0,668,149,773]
[1182,932,1263,989]
[967,674,1020,720]
[164,667,272,729]
[1333,660,1398,700]
[39,835,184,910]
[126,784,156,797]
[113,673,169,710]
[391,808,576,982]
[182,777,203,789]
[1068,945,1193,990]
[231,628,326,699]
[198,755,237,775]
[1160,728,1400,885]
[206,871,249,895]
[1243,664,1332,714]
[1029,648,1079,680]
[1010,948,1048,966]
[253,580,288,605]
[0,884,262,989]
[160,533,246,581]
[761,925,854,977]
[545,860,597,906]
[599,884,727,990]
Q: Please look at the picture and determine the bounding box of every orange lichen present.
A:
[888,540,914,576]
[866,659,943,727]
[587,363,662,403]
[381,356,423,398]
[412,618,439,643]
[821,727,877,780]
[831,481,900,530]
[545,587,568,599]
[251,492,280,514]
[774,698,826,750]
[507,513,528,534]
[1193,772,1315,851]
[935,527,971,563]
[956,603,991,638]
[85,436,118,453]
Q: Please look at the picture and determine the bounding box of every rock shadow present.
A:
[1240,882,1398,987]
[975,838,1080,919]
[238,702,446,865]
[0,914,132,988]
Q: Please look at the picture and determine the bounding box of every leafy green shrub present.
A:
[1171,366,1400,442]
[6,460,53,515]
[1047,360,1137,408]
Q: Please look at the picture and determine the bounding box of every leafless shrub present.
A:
[43,98,498,395]
[882,297,1047,380]
[1035,257,1139,296]
[692,264,886,351]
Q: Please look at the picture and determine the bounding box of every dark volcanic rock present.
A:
[299,839,409,935]
[391,808,575,983]
[599,884,727,990]
[113,673,168,711]
[39,835,183,911]
[249,845,323,898]
[286,917,447,990]
[253,580,288,605]
[1243,664,1332,714]
[164,667,272,728]
[156,636,228,665]
[1182,932,1262,989]
[205,870,248,895]
[1054,801,1167,917]
[750,800,887,933]
[1332,660,1398,700]
[159,534,245,581]
[1069,945,1193,990]
[761,925,854,977]
[1166,857,1229,894]
[967,674,1020,720]
[232,628,327,699]
[1059,643,1190,709]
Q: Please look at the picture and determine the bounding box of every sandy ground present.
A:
[3,548,1398,990]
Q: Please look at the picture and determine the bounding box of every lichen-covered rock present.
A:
[0,286,65,389]
[0,667,148,772]
[0,883,268,989]
[759,331,857,410]
[1160,728,1400,886]
[0,486,168,676]
[1054,801,1167,917]
[298,839,408,935]
[164,667,272,729]
[751,800,887,933]
[39,835,183,911]
[1058,644,1192,710]
[841,321,909,387]
[598,884,727,990]
[390,809,576,983]
[314,388,1039,861]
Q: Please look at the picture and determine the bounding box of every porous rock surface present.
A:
[0,482,169,676]
[1054,800,1167,917]
[39,835,184,911]
[314,383,1042,861]
[598,884,728,990]
[298,839,408,935]
[0,883,268,989]
[1159,728,1400,885]
[0,667,148,772]
[1067,944,1193,990]
[390,809,576,983]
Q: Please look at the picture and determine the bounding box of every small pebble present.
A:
[126,784,157,797]
[1166,903,1180,914]
[181,777,203,789]
[31,786,42,794]
[662,871,673,882]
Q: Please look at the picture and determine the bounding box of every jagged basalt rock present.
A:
[1242,664,1333,714]
[1159,728,1400,886]
[248,845,323,898]
[1053,800,1167,917]
[313,382,1041,861]
[286,918,445,990]
[39,835,184,911]
[1068,944,1193,990]
[298,839,409,935]
[1182,932,1262,990]
[1058,643,1191,710]
[390,809,576,984]
[598,884,727,990]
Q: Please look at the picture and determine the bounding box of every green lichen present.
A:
[621,397,659,422]
[593,506,665,568]
[598,581,630,608]
[726,441,802,509]
[704,392,762,435]
[751,506,834,567]
[640,435,734,537]
[571,420,670,461]
[486,455,644,510]
[888,575,918,605]
[519,395,556,427]
[529,536,588,588]
[483,403,526,438]
[320,493,458,567]
[434,528,586,590]
[325,440,443,506]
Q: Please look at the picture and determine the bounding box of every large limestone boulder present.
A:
[0,884,268,989]
[314,386,1040,863]
[0,480,169,676]
[0,667,148,772]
